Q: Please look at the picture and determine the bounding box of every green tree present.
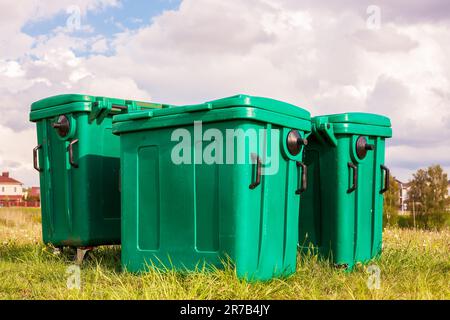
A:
[407,165,449,230]
[408,168,427,228]
[383,174,400,228]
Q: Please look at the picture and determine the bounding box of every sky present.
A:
[0,0,449,186]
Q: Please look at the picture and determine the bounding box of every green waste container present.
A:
[113,94,311,281]
[299,113,392,269]
[30,94,165,247]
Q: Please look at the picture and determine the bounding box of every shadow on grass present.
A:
[81,246,122,272]
[0,241,122,272]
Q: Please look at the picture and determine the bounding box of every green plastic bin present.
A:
[113,94,311,280]
[299,113,392,269]
[30,94,165,247]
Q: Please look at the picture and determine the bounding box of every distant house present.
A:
[447,180,450,199]
[395,179,411,214]
[27,187,40,200]
[24,186,41,207]
[397,179,450,212]
[0,172,24,206]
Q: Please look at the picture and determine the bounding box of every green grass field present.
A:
[0,208,449,300]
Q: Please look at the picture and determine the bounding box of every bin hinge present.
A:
[89,100,112,123]
[313,120,337,147]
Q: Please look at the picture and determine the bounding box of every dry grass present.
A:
[0,208,41,245]
[0,208,449,300]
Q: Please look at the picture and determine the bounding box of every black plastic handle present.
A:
[92,102,128,114]
[111,104,128,111]
[33,145,42,172]
[380,165,390,194]
[68,139,79,168]
[249,153,262,190]
[347,162,358,193]
[296,162,308,195]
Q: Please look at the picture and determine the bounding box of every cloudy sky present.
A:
[1,0,449,186]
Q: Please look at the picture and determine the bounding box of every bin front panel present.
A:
[120,120,303,280]
[36,113,121,246]
[337,135,386,266]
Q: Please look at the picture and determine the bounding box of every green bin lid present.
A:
[314,112,391,127]
[29,94,172,122]
[31,94,97,111]
[113,94,310,123]
[31,94,167,111]
[312,112,392,138]
[206,94,310,120]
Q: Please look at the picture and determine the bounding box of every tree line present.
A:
[383,164,449,230]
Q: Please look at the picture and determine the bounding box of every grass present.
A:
[0,208,449,300]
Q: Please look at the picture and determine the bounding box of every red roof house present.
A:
[0,172,24,204]
[27,186,41,200]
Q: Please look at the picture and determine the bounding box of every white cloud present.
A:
[352,26,418,53]
[0,60,26,77]
[91,38,109,53]
[1,0,450,185]
[0,0,121,58]
[0,126,37,186]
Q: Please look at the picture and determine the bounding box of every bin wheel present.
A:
[75,247,94,265]
[52,246,63,255]
[334,263,349,270]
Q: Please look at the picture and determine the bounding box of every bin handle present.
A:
[110,104,128,112]
[249,153,262,189]
[296,162,307,195]
[380,165,390,194]
[68,139,79,168]
[33,145,42,172]
[347,162,358,193]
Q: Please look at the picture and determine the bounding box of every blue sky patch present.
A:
[22,0,181,38]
